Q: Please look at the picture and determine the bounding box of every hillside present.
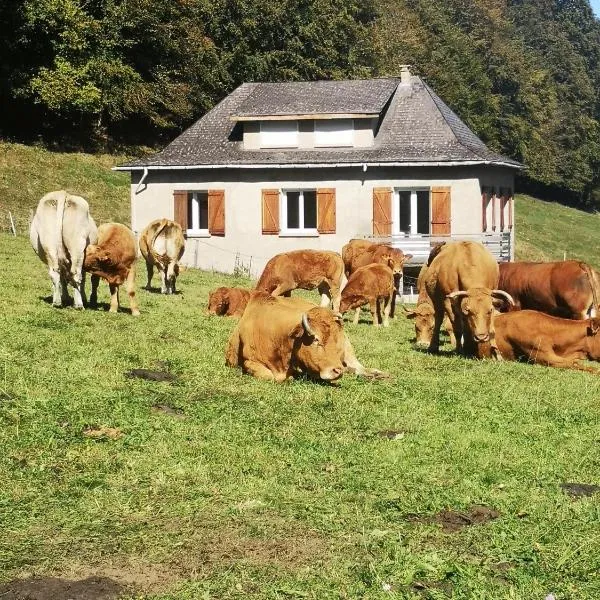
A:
[2,144,600,268]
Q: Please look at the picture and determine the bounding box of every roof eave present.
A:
[232,113,379,121]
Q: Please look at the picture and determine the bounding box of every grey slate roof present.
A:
[120,76,523,170]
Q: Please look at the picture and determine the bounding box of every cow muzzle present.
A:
[473,333,490,343]
[319,366,344,381]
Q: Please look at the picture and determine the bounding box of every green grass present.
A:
[1,233,600,599]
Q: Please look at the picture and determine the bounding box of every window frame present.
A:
[279,188,319,237]
[392,188,431,236]
[314,118,354,148]
[186,191,210,237]
[259,120,299,149]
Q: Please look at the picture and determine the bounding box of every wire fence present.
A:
[0,209,32,236]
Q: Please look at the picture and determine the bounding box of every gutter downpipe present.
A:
[135,167,149,194]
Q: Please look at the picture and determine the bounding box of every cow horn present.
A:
[446,291,469,300]
[301,313,315,337]
[491,290,515,306]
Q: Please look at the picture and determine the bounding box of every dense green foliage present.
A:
[1,0,599,204]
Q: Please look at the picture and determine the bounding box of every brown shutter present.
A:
[481,190,488,232]
[317,188,336,234]
[208,189,225,236]
[491,191,497,231]
[508,192,514,230]
[262,189,280,234]
[173,190,188,232]
[431,187,451,235]
[373,188,392,236]
[500,189,506,231]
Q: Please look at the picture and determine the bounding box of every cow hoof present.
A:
[131,310,141,317]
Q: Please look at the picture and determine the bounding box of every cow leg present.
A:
[145,260,153,290]
[370,299,380,327]
[48,267,63,307]
[534,351,598,373]
[353,308,360,325]
[326,280,342,313]
[160,268,168,295]
[109,283,120,313]
[242,359,278,382]
[126,265,140,316]
[317,282,332,308]
[271,283,293,298]
[166,262,176,294]
[342,335,388,378]
[382,295,392,327]
[428,305,445,354]
[89,274,100,309]
[445,298,463,354]
[60,276,70,307]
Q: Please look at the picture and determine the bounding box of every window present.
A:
[314,119,354,147]
[259,121,299,148]
[281,189,317,234]
[188,191,209,234]
[394,189,430,235]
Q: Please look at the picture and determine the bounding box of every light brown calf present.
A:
[84,223,140,316]
[208,287,252,317]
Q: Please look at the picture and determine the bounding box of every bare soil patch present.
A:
[124,368,175,382]
[0,576,125,600]
[560,482,600,498]
[408,504,500,533]
[151,403,186,419]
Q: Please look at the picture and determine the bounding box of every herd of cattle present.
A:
[29,190,600,383]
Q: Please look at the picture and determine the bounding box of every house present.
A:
[115,67,523,278]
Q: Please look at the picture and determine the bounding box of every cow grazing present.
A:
[339,264,395,327]
[139,218,185,294]
[255,250,344,312]
[208,287,251,317]
[30,190,98,309]
[494,310,600,372]
[402,263,455,347]
[225,292,387,382]
[424,241,514,357]
[84,223,140,316]
[498,260,600,320]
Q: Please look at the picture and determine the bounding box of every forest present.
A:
[1,0,599,206]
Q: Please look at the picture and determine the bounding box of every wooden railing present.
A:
[363,231,512,265]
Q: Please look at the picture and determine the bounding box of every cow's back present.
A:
[141,219,185,263]
[344,263,393,296]
[342,239,375,275]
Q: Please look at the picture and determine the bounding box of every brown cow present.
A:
[339,264,395,327]
[225,292,387,382]
[424,241,513,356]
[139,218,185,294]
[494,310,600,372]
[208,287,251,317]
[255,250,344,312]
[84,223,140,316]
[402,263,455,347]
[498,260,600,320]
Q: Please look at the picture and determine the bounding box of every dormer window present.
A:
[314,118,354,147]
[259,121,298,148]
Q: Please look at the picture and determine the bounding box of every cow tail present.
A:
[581,262,600,316]
[150,220,170,270]
[55,191,68,266]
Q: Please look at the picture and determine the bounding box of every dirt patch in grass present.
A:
[0,576,125,600]
[408,505,500,533]
[124,368,175,382]
[151,403,186,419]
[411,579,454,597]
[560,482,600,498]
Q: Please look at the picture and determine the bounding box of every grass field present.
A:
[1,232,600,599]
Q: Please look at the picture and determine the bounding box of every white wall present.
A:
[130,165,516,278]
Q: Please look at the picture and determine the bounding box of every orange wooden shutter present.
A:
[491,191,497,231]
[208,189,225,236]
[508,191,514,230]
[262,189,280,234]
[481,190,488,232]
[317,188,336,234]
[431,187,451,235]
[500,189,507,231]
[173,190,188,232]
[373,188,392,235]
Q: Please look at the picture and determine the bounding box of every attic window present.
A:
[314,119,354,147]
[259,121,298,148]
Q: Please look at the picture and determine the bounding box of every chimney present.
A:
[400,65,412,85]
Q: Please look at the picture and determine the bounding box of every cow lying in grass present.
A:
[494,310,600,372]
[339,263,395,327]
[84,223,140,316]
[208,287,251,317]
[225,292,387,382]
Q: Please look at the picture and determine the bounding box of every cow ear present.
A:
[404,310,416,319]
[589,318,600,335]
[290,323,305,339]
[403,254,413,263]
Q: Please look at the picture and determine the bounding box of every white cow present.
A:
[30,190,98,308]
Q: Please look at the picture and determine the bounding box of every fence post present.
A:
[8,211,16,236]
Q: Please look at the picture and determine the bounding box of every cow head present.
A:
[290,307,345,381]
[447,288,514,343]
[585,318,600,361]
[207,288,228,315]
[403,303,436,346]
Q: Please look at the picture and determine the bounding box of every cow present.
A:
[494,310,600,373]
[424,241,514,357]
[339,264,395,327]
[255,250,344,312]
[225,292,387,382]
[30,190,98,309]
[208,286,252,317]
[498,260,600,320]
[402,263,455,347]
[83,223,140,316]
[138,218,185,294]
[342,239,412,320]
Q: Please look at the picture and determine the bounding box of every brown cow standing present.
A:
[339,264,395,327]
[208,287,251,317]
[498,260,600,319]
[225,292,387,382]
[424,241,513,357]
[84,223,140,316]
[139,218,185,294]
[494,310,600,372]
[255,250,344,312]
[402,263,455,347]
